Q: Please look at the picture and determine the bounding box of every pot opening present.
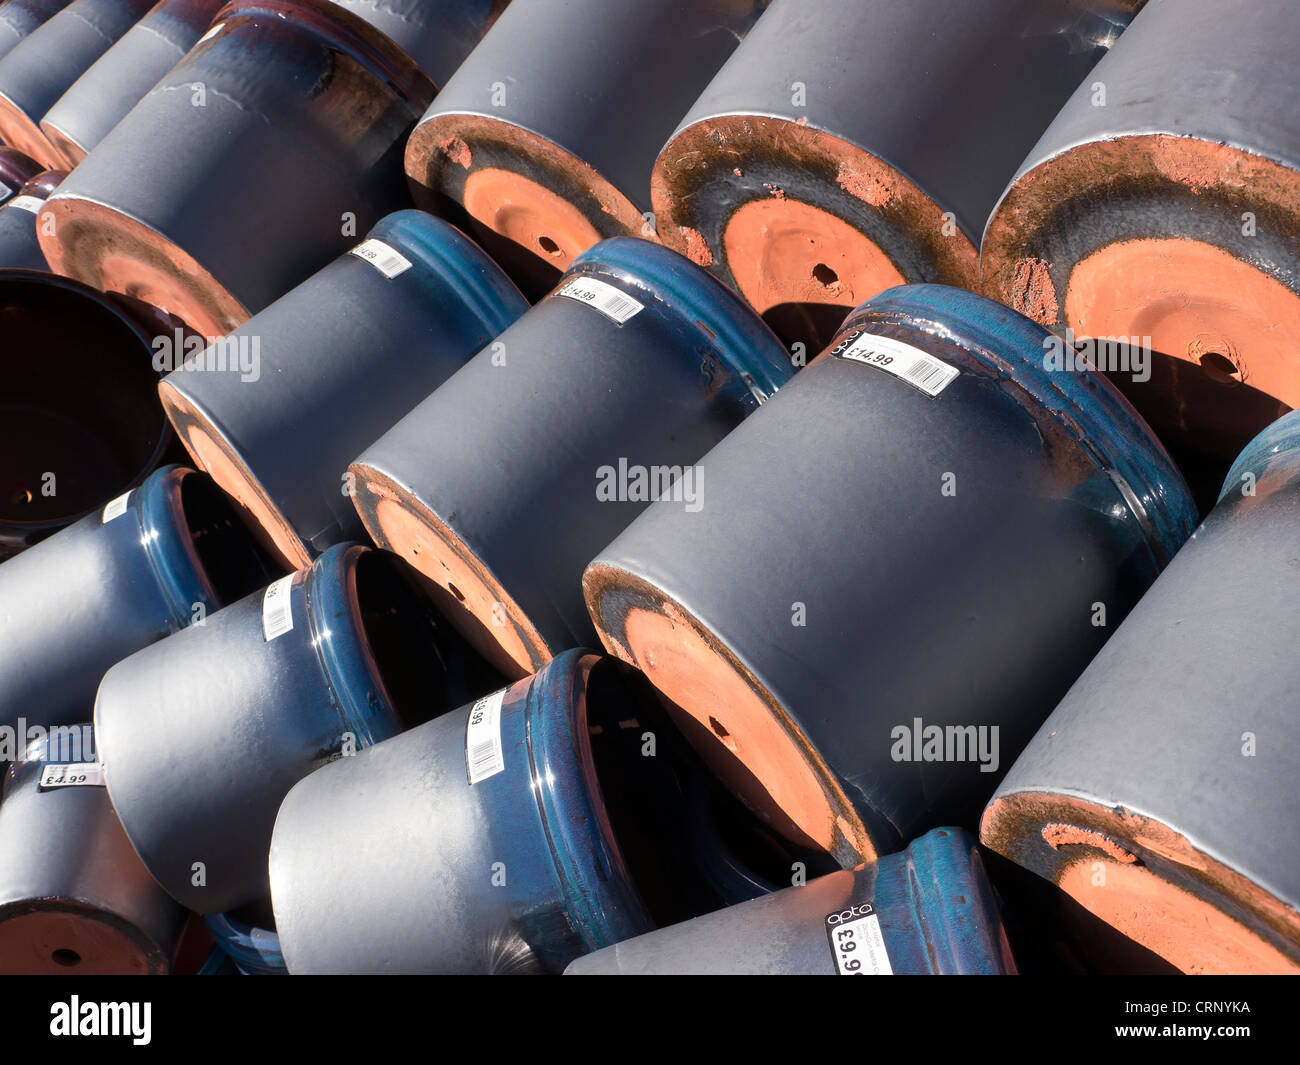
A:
[179,471,281,606]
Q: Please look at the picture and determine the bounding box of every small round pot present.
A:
[566,827,1015,975]
[0,0,155,167]
[0,167,63,269]
[404,0,765,298]
[159,209,527,570]
[0,725,187,974]
[982,0,1300,501]
[38,0,435,337]
[585,283,1197,869]
[39,0,226,168]
[93,542,505,914]
[652,0,1139,350]
[349,237,792,680]
[0,269,170,560]
[981,408,1300,975]
[269,649,766,973]
[0,464,279,737]
[324,0,507,86]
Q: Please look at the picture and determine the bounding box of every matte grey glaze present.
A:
[325,0,506,85]
[0,0,154,167]
[0,466,276,737]
[0,0,71,64]
[93,544,501,915]
[0,725,187,974]
[39,0,225,167]
[39,0,434,337]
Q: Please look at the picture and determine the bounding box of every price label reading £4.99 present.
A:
[824,901,893,975]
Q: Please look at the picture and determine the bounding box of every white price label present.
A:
[7,194,43,214]
[557,277,644,324]
[350,238,413,279]
[40,763,106,789]
[465,687,507,784]
[261,574,295,642]
[825,902,892,975]
[102,492,131,523]
[837,333,959,398]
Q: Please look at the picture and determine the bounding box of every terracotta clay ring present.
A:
[652,0,1140,351]
[982,409,1300,975]
[982,0,1300,487]
[585,284,1196,870]
[404,0,764,299]
[0,725,187,975]
[38,0,434,338]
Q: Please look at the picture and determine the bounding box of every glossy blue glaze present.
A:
[203,912,286,976]
[134,464,221,629]
[569,237,794,402]
[855,284,1198,566]
[519,649,655,956]
[301,543,407,748]
[368,209,529,339]
[1220,408,1300,504]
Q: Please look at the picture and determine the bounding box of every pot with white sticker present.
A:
[93,543,506,915]
[584,283,1198,869]
[158,209,527,571]
[0,725,188,974]
[348,237,792,681]
[269,648,806,974]
[0,464,280,739]
[567,827,1016,975]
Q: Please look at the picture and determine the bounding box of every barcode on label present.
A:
[40,763,106,789]
[102,492,131,523]
[261,575,295,642]
[825,902,893,975]
[557,277,644,325]
[465,687,507,784]
[350,238,413,280]
[837,333,959,398]
[6,194,43,214]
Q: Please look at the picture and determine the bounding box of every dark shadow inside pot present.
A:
[0,274,165,527]
[179,471,282,605]
[582,657,839,929]
[354,549,508,733]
